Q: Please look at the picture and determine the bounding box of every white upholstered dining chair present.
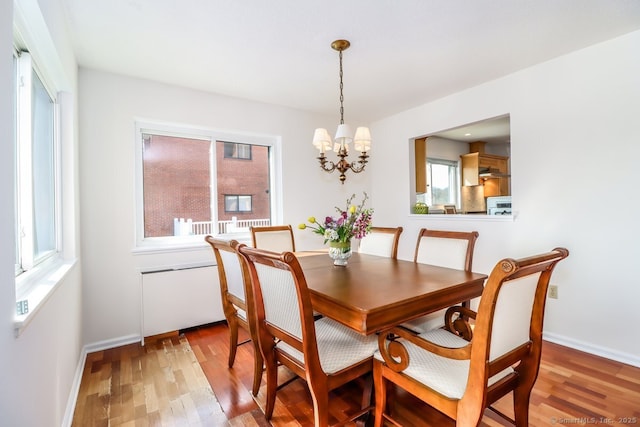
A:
[250,224,296,252]
[357,226,403,259]
[401,228,479,334]
[237,245,378,427]
[204,236,262,396]
[374,248,569,426]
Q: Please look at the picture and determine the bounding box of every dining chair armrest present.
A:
[377,327,472,373]
[444,306,477,341]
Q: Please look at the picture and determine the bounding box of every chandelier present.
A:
[312,39,371,184]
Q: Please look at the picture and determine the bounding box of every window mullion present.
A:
[210,140,217,235]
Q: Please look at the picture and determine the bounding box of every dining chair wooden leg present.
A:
[373,362,386,427]
[457,402,483,427]
[264,356,278,420]
[227,319,239,368]
[310,382,330,427]
[251,341,263,396]
[356,373,374,426]
[513,384,532,427]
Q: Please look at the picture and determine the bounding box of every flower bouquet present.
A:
[299,192,373,265]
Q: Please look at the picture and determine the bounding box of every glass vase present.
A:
[328,240,352,266]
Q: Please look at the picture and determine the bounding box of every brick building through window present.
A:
[142,134,270,237]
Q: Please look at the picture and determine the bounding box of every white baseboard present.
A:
[84,333,142,354]
[61,345,87,427]
[543,331,640,368]
[61,334,142,427]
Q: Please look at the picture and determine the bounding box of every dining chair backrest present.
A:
[358,226,403,259]
[239,247,317,363]
[402,228,479,334]
[259,259,305,338]
[489,271,540,361]
[205,236,247,323]
[250,225,296,252]
[413,228,479,271]
[218,245,246,303]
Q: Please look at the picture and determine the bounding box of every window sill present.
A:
[131,233,252,255]
[14,257,78,337]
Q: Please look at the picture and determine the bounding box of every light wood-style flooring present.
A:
[71,333,228,426]
[73,322,640,426]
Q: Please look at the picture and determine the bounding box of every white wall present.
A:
[0,0,83,425]
[369,30,640,365]
[77,70,372,345]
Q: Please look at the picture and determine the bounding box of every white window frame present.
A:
[133,120,282,251]
[15,51,60,275]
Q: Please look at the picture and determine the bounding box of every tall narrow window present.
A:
[426,158,459,207]
[15,51,58,273]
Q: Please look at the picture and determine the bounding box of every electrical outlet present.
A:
[548,285,558,299]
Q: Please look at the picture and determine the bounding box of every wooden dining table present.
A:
[295,251,487,335]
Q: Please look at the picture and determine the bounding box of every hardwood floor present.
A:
[71,333,227,426]
[73,322,640,426]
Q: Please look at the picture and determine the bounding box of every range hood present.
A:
[479,167,510,178]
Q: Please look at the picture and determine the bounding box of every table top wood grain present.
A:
[296,252,487,335]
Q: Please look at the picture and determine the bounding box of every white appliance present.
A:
[486,196,512,215]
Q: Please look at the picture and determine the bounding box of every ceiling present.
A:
[60,0,640,123]
[432,115,510,145]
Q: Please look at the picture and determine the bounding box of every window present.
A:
[136,122,279,245]
[14,51,59,274]
[426,158,459,207]
[224,142,252,159]
[224,195,252,212]
[12,6,76,330]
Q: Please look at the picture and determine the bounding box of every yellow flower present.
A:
[308,216,316,224]
[348,205,356,214]
[298,223,307,230]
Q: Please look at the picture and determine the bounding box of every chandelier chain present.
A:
[338,49,344,125]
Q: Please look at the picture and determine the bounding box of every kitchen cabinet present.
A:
[461,152,510,197]
[414,137,427,193]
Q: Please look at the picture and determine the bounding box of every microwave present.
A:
[486,196,512,215]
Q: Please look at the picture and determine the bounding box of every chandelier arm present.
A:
[318,153,337,172]
[348,152,369,174]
